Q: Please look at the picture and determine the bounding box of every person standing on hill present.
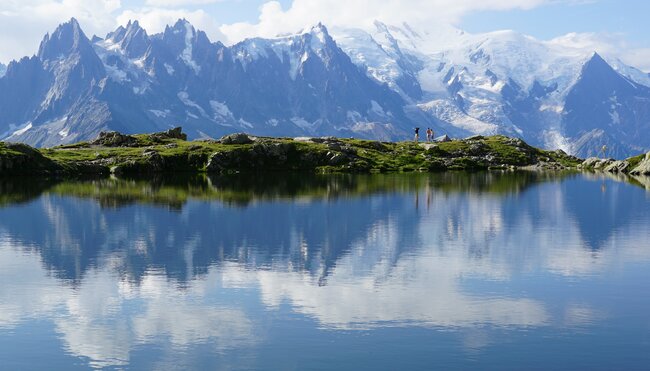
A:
[414,127,420,143]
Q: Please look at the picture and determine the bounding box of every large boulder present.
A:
[604,160,630,173]
[149,127,187,142]
[630,152,650,175]
[582,157,614,169]
[91,131,138,147]
[219,133,253,145]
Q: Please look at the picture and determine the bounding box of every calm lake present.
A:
[0,172,649,370]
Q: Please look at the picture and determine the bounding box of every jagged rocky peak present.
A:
[582,51,609,70]
[38,17,91,61]
[162,19,196,46]
[105,20,150,58]
[576,52,631,85]
[302,23,337,51]
[574,51,639,92]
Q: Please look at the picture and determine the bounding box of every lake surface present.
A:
[0,172,649,370]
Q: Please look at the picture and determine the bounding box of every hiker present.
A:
[414,127,420,143]
[430,128,435,142]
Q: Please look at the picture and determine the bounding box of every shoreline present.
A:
[1,129,648,177]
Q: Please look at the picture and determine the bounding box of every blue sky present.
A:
[1,0,649,70]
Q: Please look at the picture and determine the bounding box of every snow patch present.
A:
[539,104,564,114]
[609,95,621,125]
[238,118,254,129]
[12,122,32,136]
[369,100,385,116]
[149,109,169,118]
[418,100,499,135]
[542,129,573,154]
[105,64,128,83]
[347,111,362,122]
[178,91,208,118]
[209,100,233,119]
[291,117,312,130]
[181,22,200,74]
[164,63,175,75]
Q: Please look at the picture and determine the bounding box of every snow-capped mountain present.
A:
[0,18,415,147]
[333,21,650,157]
[0,18,649,157]
[0,63,6,77]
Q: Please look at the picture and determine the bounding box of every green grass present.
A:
[2,134,586,176]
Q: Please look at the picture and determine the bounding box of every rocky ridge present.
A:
[0,128,615,177]
[580,152,650,175]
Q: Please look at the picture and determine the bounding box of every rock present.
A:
[5,142,41,157]
[251,142,293,164]
[419,143,438,150]
[630,151,650,175]
[327,152,348,166]
[582,157,602,168]
[91,131,138,147]
[468,142,488,155]
[219,133,253,145]
[327,142,342,151]
[149,127,187,142]
[604,160,629,173]
[434,135,451,143]
[594,159,614,169]
[465,135,484,141]
[340,145,357,155]
[583,157,614,169]
[144,151,164,170]
[367,141,387,151]
[0,142,61,174]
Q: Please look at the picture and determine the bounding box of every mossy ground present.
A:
[3,134,583,176]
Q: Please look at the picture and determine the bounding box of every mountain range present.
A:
[0,18,649,158]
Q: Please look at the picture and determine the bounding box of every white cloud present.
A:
[548,32,650,72]
[116,7,225,41]
[218,0,555,43]
[145,0,224,6]
[0,0,648,74]
[0,0,121,62]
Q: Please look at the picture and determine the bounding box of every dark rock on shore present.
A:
[0,142,62,174]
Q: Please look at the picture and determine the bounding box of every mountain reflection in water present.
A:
[0,172,649,370]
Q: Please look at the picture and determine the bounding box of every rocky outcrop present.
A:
[603,160,630,173]
[582,152,650,175]
[0,142,62,174]
[218,133,254,145]
[2,133,588,177]
[148,127,187,142]
[630,152,650,175]
[91,131,138,147]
